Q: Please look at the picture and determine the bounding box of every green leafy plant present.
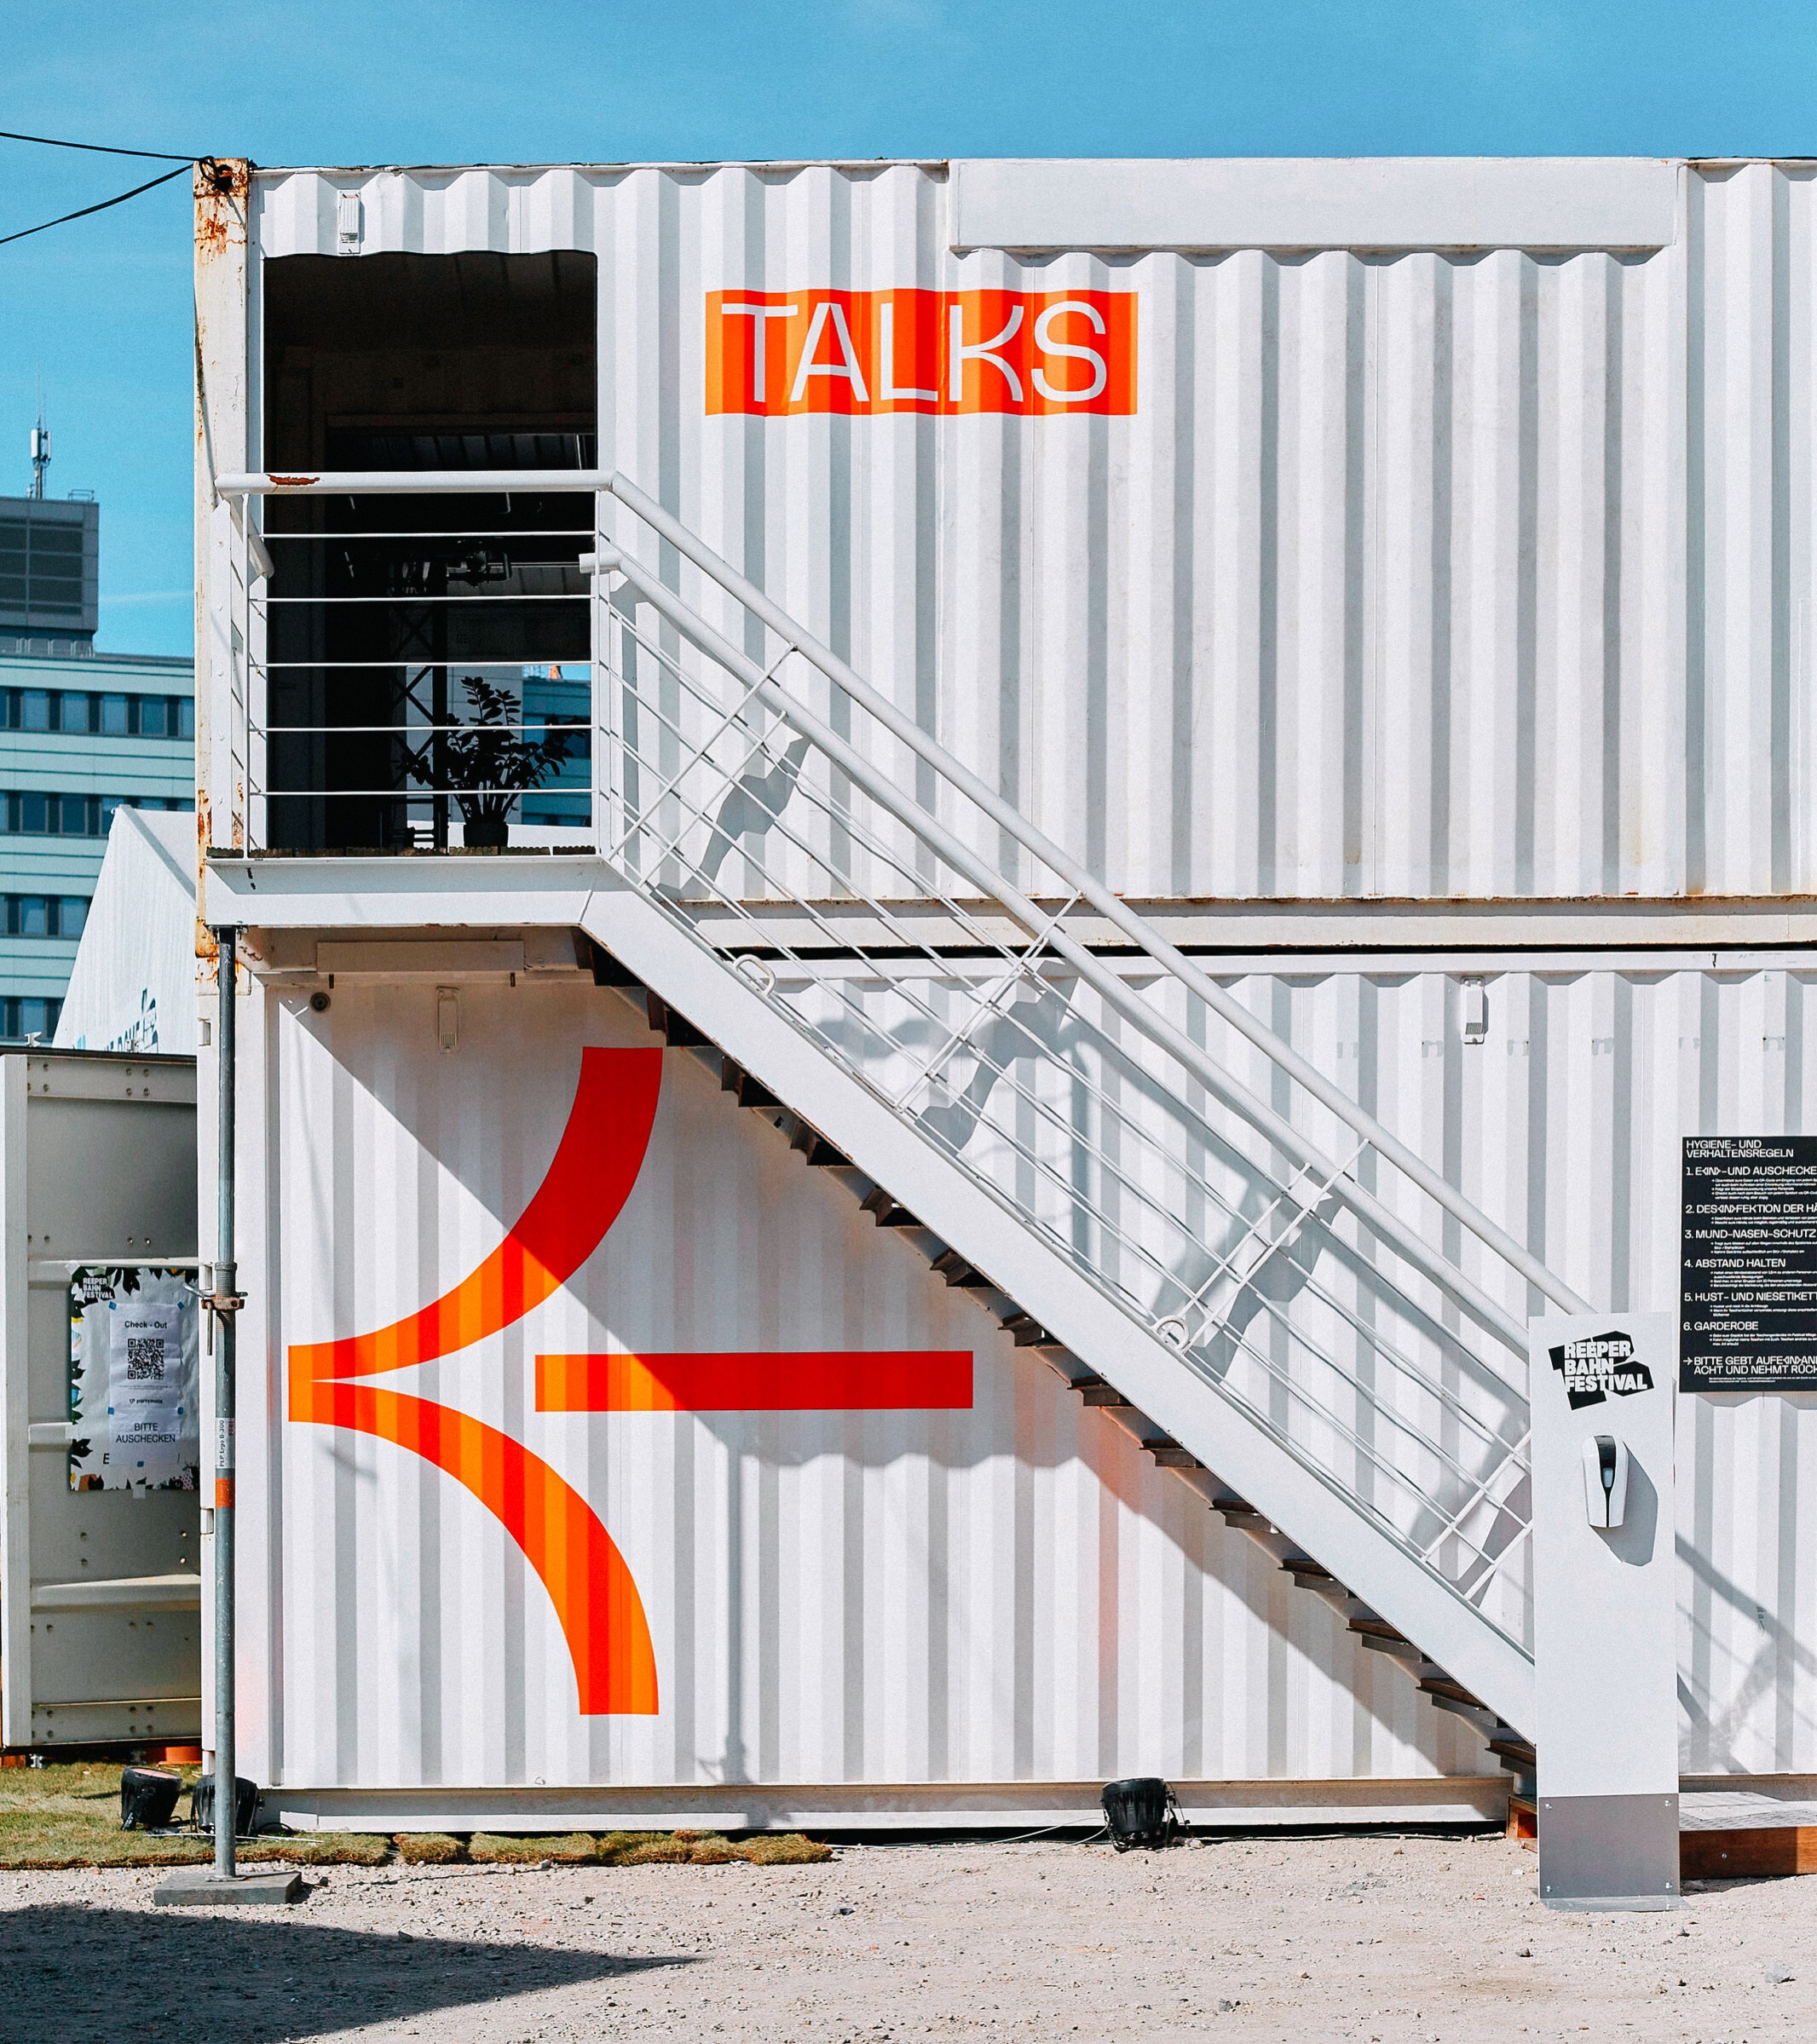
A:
[434,677,574,848]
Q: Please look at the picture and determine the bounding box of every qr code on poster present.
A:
[124,1337,165,1380]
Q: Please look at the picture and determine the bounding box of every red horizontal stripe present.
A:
[536,1350,973,1412]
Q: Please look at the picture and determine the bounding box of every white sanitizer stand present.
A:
[1531,1311,1679,1910]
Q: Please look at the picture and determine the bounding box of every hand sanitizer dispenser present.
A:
[1582,1434,1630,1530]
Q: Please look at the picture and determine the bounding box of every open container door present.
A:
[0,1050,199,1750]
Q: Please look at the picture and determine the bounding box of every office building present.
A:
[0,486,193,1040]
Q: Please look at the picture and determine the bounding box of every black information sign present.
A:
[1681,1136,1817,1391]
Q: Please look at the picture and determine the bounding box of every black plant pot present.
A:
[461,815,510,849]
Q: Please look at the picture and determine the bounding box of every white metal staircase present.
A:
[215,465,1600,1753]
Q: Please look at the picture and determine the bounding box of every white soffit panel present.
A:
[950,157,1681,251]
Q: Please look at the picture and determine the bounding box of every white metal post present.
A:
[211,928,238,1878]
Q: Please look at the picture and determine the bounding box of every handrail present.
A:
[213,464,1593,1320]
[602,542,1531,1360]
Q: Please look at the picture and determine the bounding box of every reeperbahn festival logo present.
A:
[1549,1329,1654,1412]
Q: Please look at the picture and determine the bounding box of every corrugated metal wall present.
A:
[242,964,1817,1787]
[247,976,1476,1792]
[251,158,1817,903]
[1220,958,1817,1776]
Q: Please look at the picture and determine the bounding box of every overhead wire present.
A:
[0,127,193,162]
[0,125,202,250]
[0,164,193,250]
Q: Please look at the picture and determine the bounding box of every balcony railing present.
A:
[215,477,593,852]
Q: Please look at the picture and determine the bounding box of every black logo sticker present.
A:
[1549,1329,1654,1411]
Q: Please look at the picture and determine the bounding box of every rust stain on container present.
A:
[194,157,249,262]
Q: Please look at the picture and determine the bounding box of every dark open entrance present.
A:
[261,251,597,850]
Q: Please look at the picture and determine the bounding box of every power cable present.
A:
[0,163,193,250]
[0,127,193,162]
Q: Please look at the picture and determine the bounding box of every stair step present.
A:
[1000,1312,1058,1347]
[1285,1559,1335,1583]
[1422,1690,1498,1727]
[646,992,710,1048]
[860,1186,920,1228]
[1350,1619,1422,1660]
[1071,1375,1133,1408]
[588,941,644,989]
[930,1249,992,1289]
[788,1122,852,1170]
[1149,1444,1203,1470]
[1416,1675,1486,1711]
[1212,1494,1267,1527]
[1487,1735,1538,1768]
[718,1058,780,1110]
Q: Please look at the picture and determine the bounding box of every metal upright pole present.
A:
[212,926,238,1880]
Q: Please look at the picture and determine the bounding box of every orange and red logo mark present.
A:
[706,289,1137,417]
[288,1047,972,1716]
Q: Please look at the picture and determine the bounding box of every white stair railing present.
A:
[591,522,1567,1661]
[215,467,1598,1665]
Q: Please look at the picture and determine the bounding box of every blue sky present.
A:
[2,0,1812,657]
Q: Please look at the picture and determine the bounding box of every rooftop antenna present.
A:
[29,373,49,500]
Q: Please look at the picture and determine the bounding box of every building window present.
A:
[0,688,193,738]
[2,791,122,836]
[3,895,89,937]
[0,995,61,1042]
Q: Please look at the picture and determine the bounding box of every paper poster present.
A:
[110,1302,184,1466]
[68,1270,199,1491]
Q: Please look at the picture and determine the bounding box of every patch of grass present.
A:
[242,1832,390,1867]
[0,1767,832,1871]
[396,1833,466,1864]
[0,1761,210,1869]
[597,1828,832,1868]
[734,1833,834,1865]
[592,1829,665,1863]
[0,1761,395,1869]
[470,1832,600,1865]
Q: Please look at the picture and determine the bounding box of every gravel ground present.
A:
[6,1831,1815,2042]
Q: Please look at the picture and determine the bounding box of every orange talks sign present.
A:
[706,289,1138,417]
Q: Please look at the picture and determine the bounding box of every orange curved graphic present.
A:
[300,1380,658,1714]
[291,1047,663,1385]
[289,1047,664,1716]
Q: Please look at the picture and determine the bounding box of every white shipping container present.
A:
[0,1051,200,1748]
[216,947,1817,1820]
[239,966,1499,1828]
[213,155,1817,907]
[192,155,1817,1823]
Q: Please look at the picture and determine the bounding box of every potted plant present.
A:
[436,677,575,849]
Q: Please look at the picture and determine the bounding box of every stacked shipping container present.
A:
[195,157,1817,1823]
